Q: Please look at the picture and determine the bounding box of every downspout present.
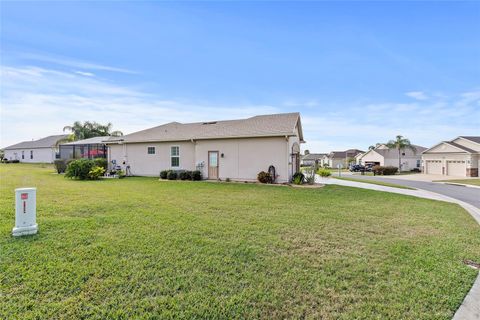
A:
[285,135,289,182]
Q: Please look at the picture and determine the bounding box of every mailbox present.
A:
[12,187,38,236]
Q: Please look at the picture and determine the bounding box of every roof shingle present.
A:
[4,134,69,150]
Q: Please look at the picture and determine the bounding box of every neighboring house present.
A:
[325,149,364,168]
[3,134,69,163]
[59,136,111,160]
[105,113,304,183]
[422,136,480,177]
[301,153,327,167]
[358,144,427,171]
[355,152,365,165]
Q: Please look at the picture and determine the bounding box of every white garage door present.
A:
[447,161,465,177]
[426,160,442,175]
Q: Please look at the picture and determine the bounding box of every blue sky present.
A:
[1,1,479,151]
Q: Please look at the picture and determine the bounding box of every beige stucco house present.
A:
[324,149,364,168]
[422,136,480,177]
[3,134,69,163]
[301,153,326,167]
[105,113,304,183]
[358,144,426,171]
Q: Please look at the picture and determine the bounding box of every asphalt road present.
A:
[345,175,480,209]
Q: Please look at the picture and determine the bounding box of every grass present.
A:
[436,179,480,187]
[1,164,479,319]
[333,176,416,190]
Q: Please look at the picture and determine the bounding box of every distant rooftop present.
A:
[4,134,69,150]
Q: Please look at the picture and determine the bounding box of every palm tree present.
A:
[63,121,123,140]
[385,135,417,171]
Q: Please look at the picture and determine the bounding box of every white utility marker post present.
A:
[12,188,38,236]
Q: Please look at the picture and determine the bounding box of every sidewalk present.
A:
[316,176,480,319]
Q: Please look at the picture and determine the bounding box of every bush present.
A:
[317,168,331,177]
[411,168,421,173]
[117,169,126,179]
[11,159,20,163]
[191,170,202,181]
[88,166,105,180]
[167,170,177,180]
[65,159,96,180]
[292,172,305,185]
[179,171,192,180]
[54,159,67,173]
[373,166,398,175]
[93,158,108,170]
[160,170,168,179]
[257,171,272,183]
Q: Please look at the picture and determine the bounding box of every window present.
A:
[147,147,155,154]
[402,152,406,156]
[416,160,421,168]
[22,151,24,160]
[30,150,33,159]
[171,146,179,167]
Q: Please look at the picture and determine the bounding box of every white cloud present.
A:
[405,91,428,100]
[74,70,95,77]
[18,52,137,74]
[1,64,478,154]
[0,65,279,147]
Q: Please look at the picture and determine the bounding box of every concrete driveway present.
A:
[347,174,480,209]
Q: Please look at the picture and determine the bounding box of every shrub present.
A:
[411,168,421,173]
[257,171,272,183]
[117,169,126,179]
[179,171,192,180]
[88,166,105,180]
[167,170,177,180]
[191,170,202,181]
[65,159,95,180]
[317,168,331,177]
[383,166,398,175]
[160,170,168,179]
[54,159,67,173]
[373,166,398,175]
[93,158,108,170]
[11,159,20,163]
[292,172,305,185]
[225,178,231,182]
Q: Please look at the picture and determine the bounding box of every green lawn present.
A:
[333,176,416,190]
[436,179,480,187]
[1,164,479,319]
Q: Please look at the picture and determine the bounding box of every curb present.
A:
[436,182,480,189]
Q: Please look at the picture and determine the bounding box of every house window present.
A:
[147,147,155,154]
[22,151,24,160]
[30,150,33,159]
[416,160,421,168]
[171,146,179,167]
[402,152,406,156]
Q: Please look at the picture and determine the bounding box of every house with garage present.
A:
[301,153,326,167]
[3,134,69,163]
[105,113,304,183]
[358,144,426,171]
[422,136,480,177]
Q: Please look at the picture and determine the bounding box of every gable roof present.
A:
[458,136,480,144]
[4,134,69,150]
[373,144,427,157]
[302,153,327,160]
[108,113,303,143]
[328,149,364,159]
[423,138,480,154]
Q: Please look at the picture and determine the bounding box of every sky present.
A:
[1,1,479,152]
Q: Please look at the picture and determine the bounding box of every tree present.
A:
[385,135,417,171]
[304,149,310,155]
[368,145,375,150]
[63,121,123,141]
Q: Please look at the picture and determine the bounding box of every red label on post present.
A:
[21,193,28,200]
